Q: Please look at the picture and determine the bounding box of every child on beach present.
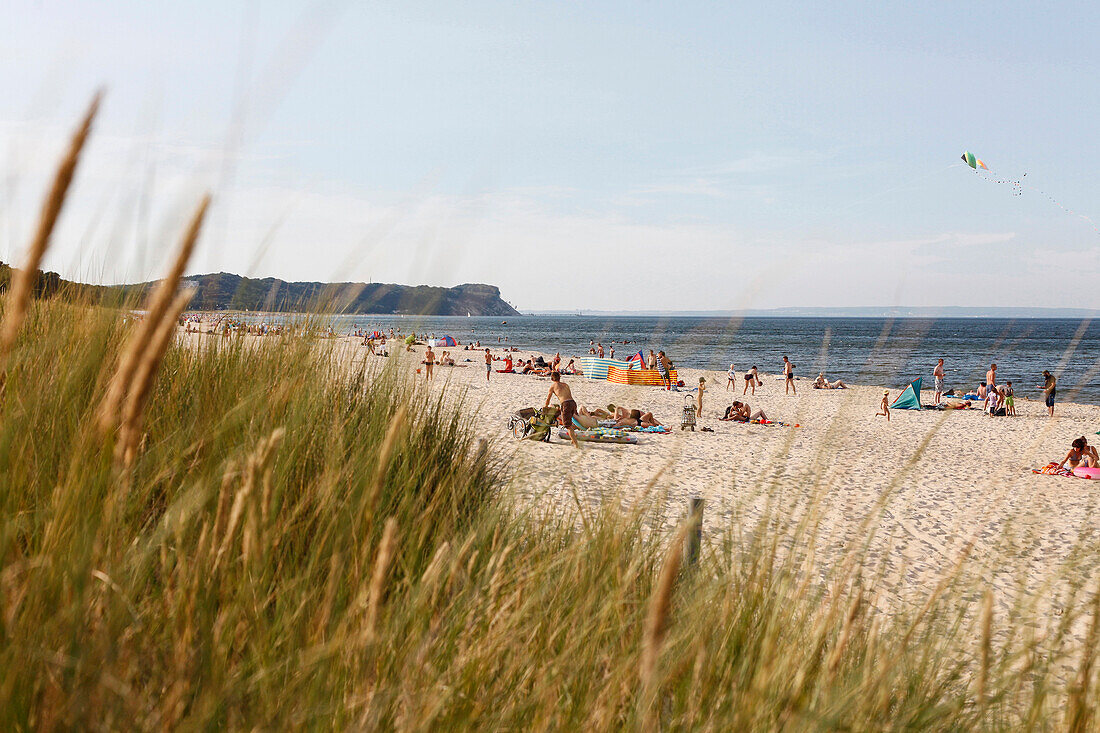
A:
[697,377,706,417]
[1005,381,1016,416]
[727,364,737,391]
[877,390,890,421]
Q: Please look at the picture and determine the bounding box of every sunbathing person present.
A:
[721,401,769,423]
[1058,437,1098,470]
[610,405,661,426]
[813,373,848,389]
[562,358,578,374]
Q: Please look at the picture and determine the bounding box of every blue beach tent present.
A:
[891,378,922,410]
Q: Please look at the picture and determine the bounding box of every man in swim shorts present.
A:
[484,348,492,382]
[545,371,579,447]
[656,351,672,390]
[1038,370,1056,416]
[933,358,945,405]
[783,355,796,395]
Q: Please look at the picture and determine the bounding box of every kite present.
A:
[959,150,1099,233]
[961,151,987,170]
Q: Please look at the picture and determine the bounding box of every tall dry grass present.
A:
[0,104,1098,732]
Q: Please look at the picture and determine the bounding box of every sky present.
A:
[2,0,1099,311]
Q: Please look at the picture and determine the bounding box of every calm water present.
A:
[248,314,1100,405]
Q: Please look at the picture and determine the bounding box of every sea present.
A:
[241,314,1100,406]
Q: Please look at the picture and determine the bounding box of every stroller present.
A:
[508,405,561,442]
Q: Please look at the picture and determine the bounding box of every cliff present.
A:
[0,264,521,316]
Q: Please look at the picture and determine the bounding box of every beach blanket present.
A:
[622,425,671,433]
[1032,462,1075,477]
[559,427,638,444]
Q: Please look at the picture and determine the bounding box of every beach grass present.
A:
[1,103,1097,730]
[0,297,1096,730]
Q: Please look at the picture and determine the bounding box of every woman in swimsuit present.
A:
[1058,437,1098,470]
[743,366,759,396]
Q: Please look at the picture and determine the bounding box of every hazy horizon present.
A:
[3,1,1099,312]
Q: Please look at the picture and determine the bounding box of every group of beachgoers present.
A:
[930,359,1059,418]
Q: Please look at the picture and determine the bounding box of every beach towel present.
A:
[559,428,638,444]
[1032,462,1074,477]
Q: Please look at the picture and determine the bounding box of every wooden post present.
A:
[685,497,704,567]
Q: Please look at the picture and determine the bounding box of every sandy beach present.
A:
[184,323,1100,636]
[345,337,1100,614]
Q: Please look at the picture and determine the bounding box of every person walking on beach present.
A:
[1038,370,1057,416]
[933,358,945,405]
[783,356,796,395]
[697,377,706,417]
[423,345,435,381]
[877,390,891,421]
[545,372,579,448]
[484,348,493,382]
[727,363,737,391]
[656,351,672,390]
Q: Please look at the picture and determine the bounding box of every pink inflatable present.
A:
[1073,466,1100,479]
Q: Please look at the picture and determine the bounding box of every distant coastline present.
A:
[0,261,520,317]
[527,306,1100,319]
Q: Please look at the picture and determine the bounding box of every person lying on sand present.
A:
[1058,437,1098,470]
[574,408,660,429]
[612,405,661,427]
[813,373,848,389]
[721,401,768,423]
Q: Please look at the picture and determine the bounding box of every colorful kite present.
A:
[961,151,987,170]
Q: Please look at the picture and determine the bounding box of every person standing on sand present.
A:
[987,363,998,392]
[484,348,493,382]
[545,372,579,448]
[697,377,706,417]
[423,345,435,381]
[1038,370,1056,416]
[656,351,672,390]
[610,345,615,359]
[648,350,657,369]
[783,356,796,395]
[1005,381,1016,416]
[877,390,891,421]
[727,363,737,391]
[597,342,605,358]
[933,358,945,405]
